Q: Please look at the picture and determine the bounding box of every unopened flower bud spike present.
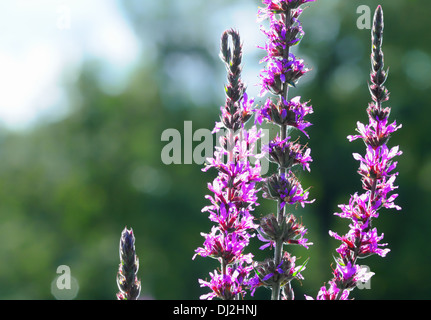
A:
[116,227,141,300]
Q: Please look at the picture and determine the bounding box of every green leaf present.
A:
[292,257,309,277]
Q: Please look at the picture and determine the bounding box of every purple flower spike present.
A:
[195,29,262,300]
[313,5,402,300]
[254,0,315,300]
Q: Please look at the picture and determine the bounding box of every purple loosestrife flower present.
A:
[329,222,390,259]
[116,227,141,300]
[310,6,402,300]
[257,213,312,250]
[334,261,374,291]
[259,54,309,96]
[194,226,253,265]
[194,29,262,300]
[251,252,308,300]
[263,135,312,171]
[263,171,313,210]
[198,263,254,300]
[252,0,315,300]
[255,96,313,137]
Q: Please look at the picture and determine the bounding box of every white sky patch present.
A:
[208,1,266,100]
[0,0,141,131]
[0,43,66,129]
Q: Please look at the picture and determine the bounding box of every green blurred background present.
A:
[0,0,429,299]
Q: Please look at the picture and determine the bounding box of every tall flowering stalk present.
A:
[251,0,315,300]
[193,29,262,300]
[310,5,402,300]
[117,227,141,300]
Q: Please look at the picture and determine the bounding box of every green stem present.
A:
[271,195,285,300]
[271,9,292,301]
